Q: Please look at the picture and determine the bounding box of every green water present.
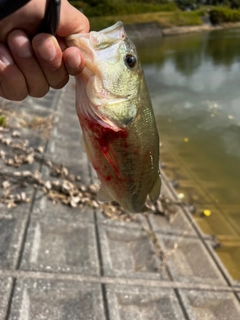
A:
[136,29,240,279]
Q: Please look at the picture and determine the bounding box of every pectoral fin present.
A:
[98,132,120,177]
[101,147,120,177]
[98,185,113,202]
[149,172,161,202]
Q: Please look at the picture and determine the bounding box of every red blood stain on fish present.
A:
[98,127,127,176]
[80,115,128,178]
[98,127,127,154]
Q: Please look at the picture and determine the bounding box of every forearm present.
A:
[0,0,31,20]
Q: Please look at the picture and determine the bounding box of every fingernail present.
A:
[0,45,13,67]
[9,31,32,58]
[66,51,81,69]
[35,36,57,61]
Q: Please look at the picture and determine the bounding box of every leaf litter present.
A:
[0,103,189,271]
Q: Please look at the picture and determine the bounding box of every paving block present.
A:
[160,177,180,201]
[44,141,91,185]
[179,289,240,320]
[31,88,61,111]
[13,92,60,121]
[149,179,196,236]
[106,284,185,320]
[0,277,13,320]
[45,139,91,184]
[0,213,27,269]
[157,234,226,285]
[46,138,86,165]
[20,216,99,275]
[89,165,98,184]
[62,89,75,103]
[51,123,82,144]
[32,190,94,222]
[0,203,30,216]
[9,279,105,320]
[98,225,169,280]
[50,99,81,143]
[61,82,76,103]
[149,210,196,237]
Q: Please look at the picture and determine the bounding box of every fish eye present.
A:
[125,54,137,69]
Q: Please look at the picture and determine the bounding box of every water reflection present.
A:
[137,29,240,72]
[205,29,240,67]
[135,28,240,279]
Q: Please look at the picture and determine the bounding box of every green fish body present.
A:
[66,22,161,213]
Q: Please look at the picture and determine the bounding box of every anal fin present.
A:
[98,185,113,202]
[149,171,161,202]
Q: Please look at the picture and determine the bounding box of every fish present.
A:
[66,21,161,213]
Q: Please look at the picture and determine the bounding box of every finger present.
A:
[0,1,44,43]
[0,44,28,101]
[7,30,49,98]
[32,34,69,90]
[63,47,85,76]
[57,0,90,36]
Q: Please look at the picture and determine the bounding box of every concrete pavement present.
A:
[0,79,240,319]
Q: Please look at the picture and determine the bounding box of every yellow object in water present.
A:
[177,193,185,199]
[203,209,211,217]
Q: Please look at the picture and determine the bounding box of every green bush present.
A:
[175,0,200,11]
[89,11,203,31]
[209,7,240,24]
[229,0,240,9]
[171,11,202,26]
[70,1,178,17]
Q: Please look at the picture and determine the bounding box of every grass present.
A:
[0,115,6,127]
[89,11,204,31]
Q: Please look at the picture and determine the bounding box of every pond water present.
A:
[136,28,240,280]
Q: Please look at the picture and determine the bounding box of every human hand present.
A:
[0,0,89,100]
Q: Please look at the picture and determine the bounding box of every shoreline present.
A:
[125,21,240,39]
[162,22,240,36]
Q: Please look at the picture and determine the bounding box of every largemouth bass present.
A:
[66,21,161,213]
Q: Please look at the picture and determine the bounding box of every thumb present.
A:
[57,0,89,37]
